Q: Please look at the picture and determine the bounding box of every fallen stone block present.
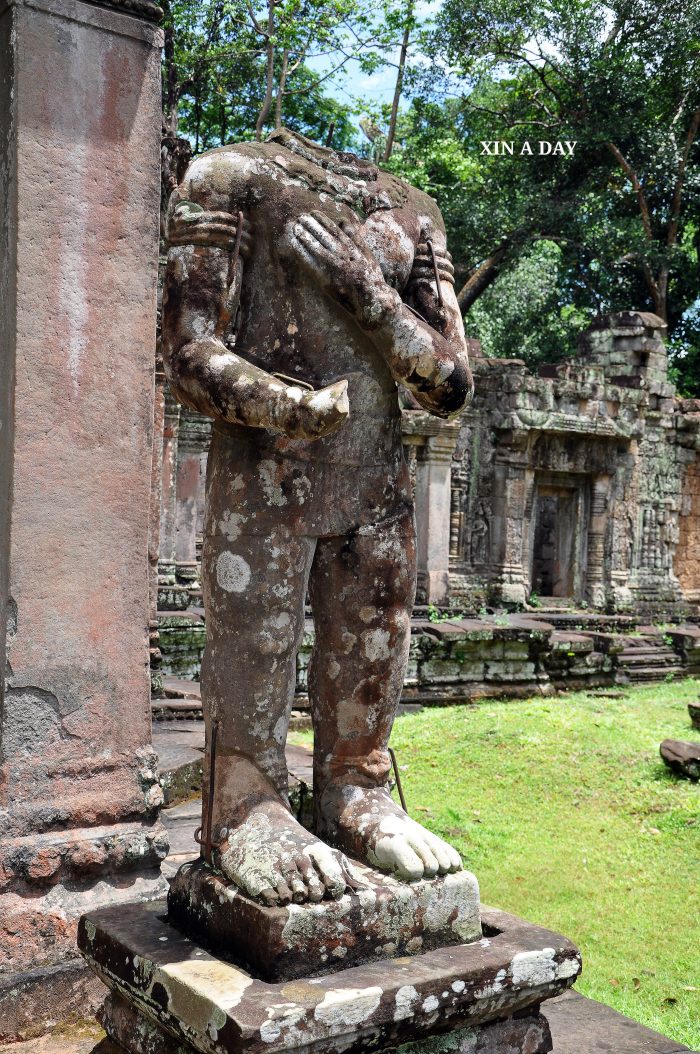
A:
[660,739,700,781]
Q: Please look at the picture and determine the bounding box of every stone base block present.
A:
[78,900,581,1054]
[100,991,553,1054]
[167,858,482,981]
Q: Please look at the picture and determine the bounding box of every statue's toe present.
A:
[305,842,349,899]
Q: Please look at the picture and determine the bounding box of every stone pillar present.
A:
[490,446,530,607]
[175,409,212,597]
[586,476,611,608]
[157,385,186,609]
[0,0,167,1039]
[149,349,166,696]
[402,411,461,604]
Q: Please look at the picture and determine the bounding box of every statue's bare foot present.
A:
[212,767,360,905]
[318,784,462,882]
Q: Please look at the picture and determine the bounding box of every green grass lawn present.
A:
[292,679,700,1047]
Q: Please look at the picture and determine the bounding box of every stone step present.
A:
[619,666,685,682]
[618,652,683,666]
[154,724,315,811]
[163,676,201,699]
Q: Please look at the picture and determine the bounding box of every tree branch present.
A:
[606,141,654,241]
[457,239,514,312]
[668,104,700,248]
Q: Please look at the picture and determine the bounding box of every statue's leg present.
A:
[200,528,357,906]
[310,505,462,881]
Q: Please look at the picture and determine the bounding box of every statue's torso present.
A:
[179,141,434,534]
[181,142,430,470]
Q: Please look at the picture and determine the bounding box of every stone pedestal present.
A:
[402,412,462,605]
[79,900,581,1054]
[0,0,166,1039]
[167,859,481,982]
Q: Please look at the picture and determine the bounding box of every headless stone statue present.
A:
[162,129,473,907]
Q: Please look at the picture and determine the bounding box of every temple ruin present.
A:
[153,310,700,710]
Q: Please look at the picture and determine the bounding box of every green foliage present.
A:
[465,241,594,363]
[161,0,386,151]
[161,0,700,390]
[384,0,700,386]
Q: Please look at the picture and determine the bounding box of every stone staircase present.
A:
[615,631,685,684]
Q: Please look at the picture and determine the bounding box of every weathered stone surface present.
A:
[660,738,700,781]
[157,612,206,679]
[689,700,700,730]
[0,987,692,1054]
[100,994,552,1054]
[396,1012,552,1054]
[449,312,700,614]
[155,608,700,708]
[79,900,581,1054]
[167,858,481,981]
[157,130,474,911]
[0,0,165,1038]
[402,412,462,604]
[544,989,690,1054]
[0,958,106,1044]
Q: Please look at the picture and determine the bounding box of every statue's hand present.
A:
[278,378,350,440]
[285,211,398,329]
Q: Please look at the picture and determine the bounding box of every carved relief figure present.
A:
[163,130,473,906]
[470,501,489,566]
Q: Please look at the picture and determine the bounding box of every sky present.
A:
[305,0,442,119]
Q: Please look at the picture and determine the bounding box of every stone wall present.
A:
[676,435,700,602]
[156,312,700,685]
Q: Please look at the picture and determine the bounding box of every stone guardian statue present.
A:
[162,129,473,908]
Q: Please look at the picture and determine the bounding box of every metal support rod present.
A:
[194,719,223,864]
[425,238,445,308]
[388,746,408,813]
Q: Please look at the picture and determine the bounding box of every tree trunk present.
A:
[383,9,412,162]
[457,240,513,313]
[274,49,289,130]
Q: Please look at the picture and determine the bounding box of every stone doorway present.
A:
[531,481,588,601]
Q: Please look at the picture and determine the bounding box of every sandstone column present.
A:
[174,408,211,598]
[157,385,186,609]
[402,411,461,604]
[0,0,167,1039]
[586,476,611,608]
[490,446,530,606]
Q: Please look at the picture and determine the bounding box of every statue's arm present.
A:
[374,222,473,418]
[284,209,472,419]
[162,199,348,439]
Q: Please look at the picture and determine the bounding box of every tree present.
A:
[432,0,700,326]
[160,0,394,153]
